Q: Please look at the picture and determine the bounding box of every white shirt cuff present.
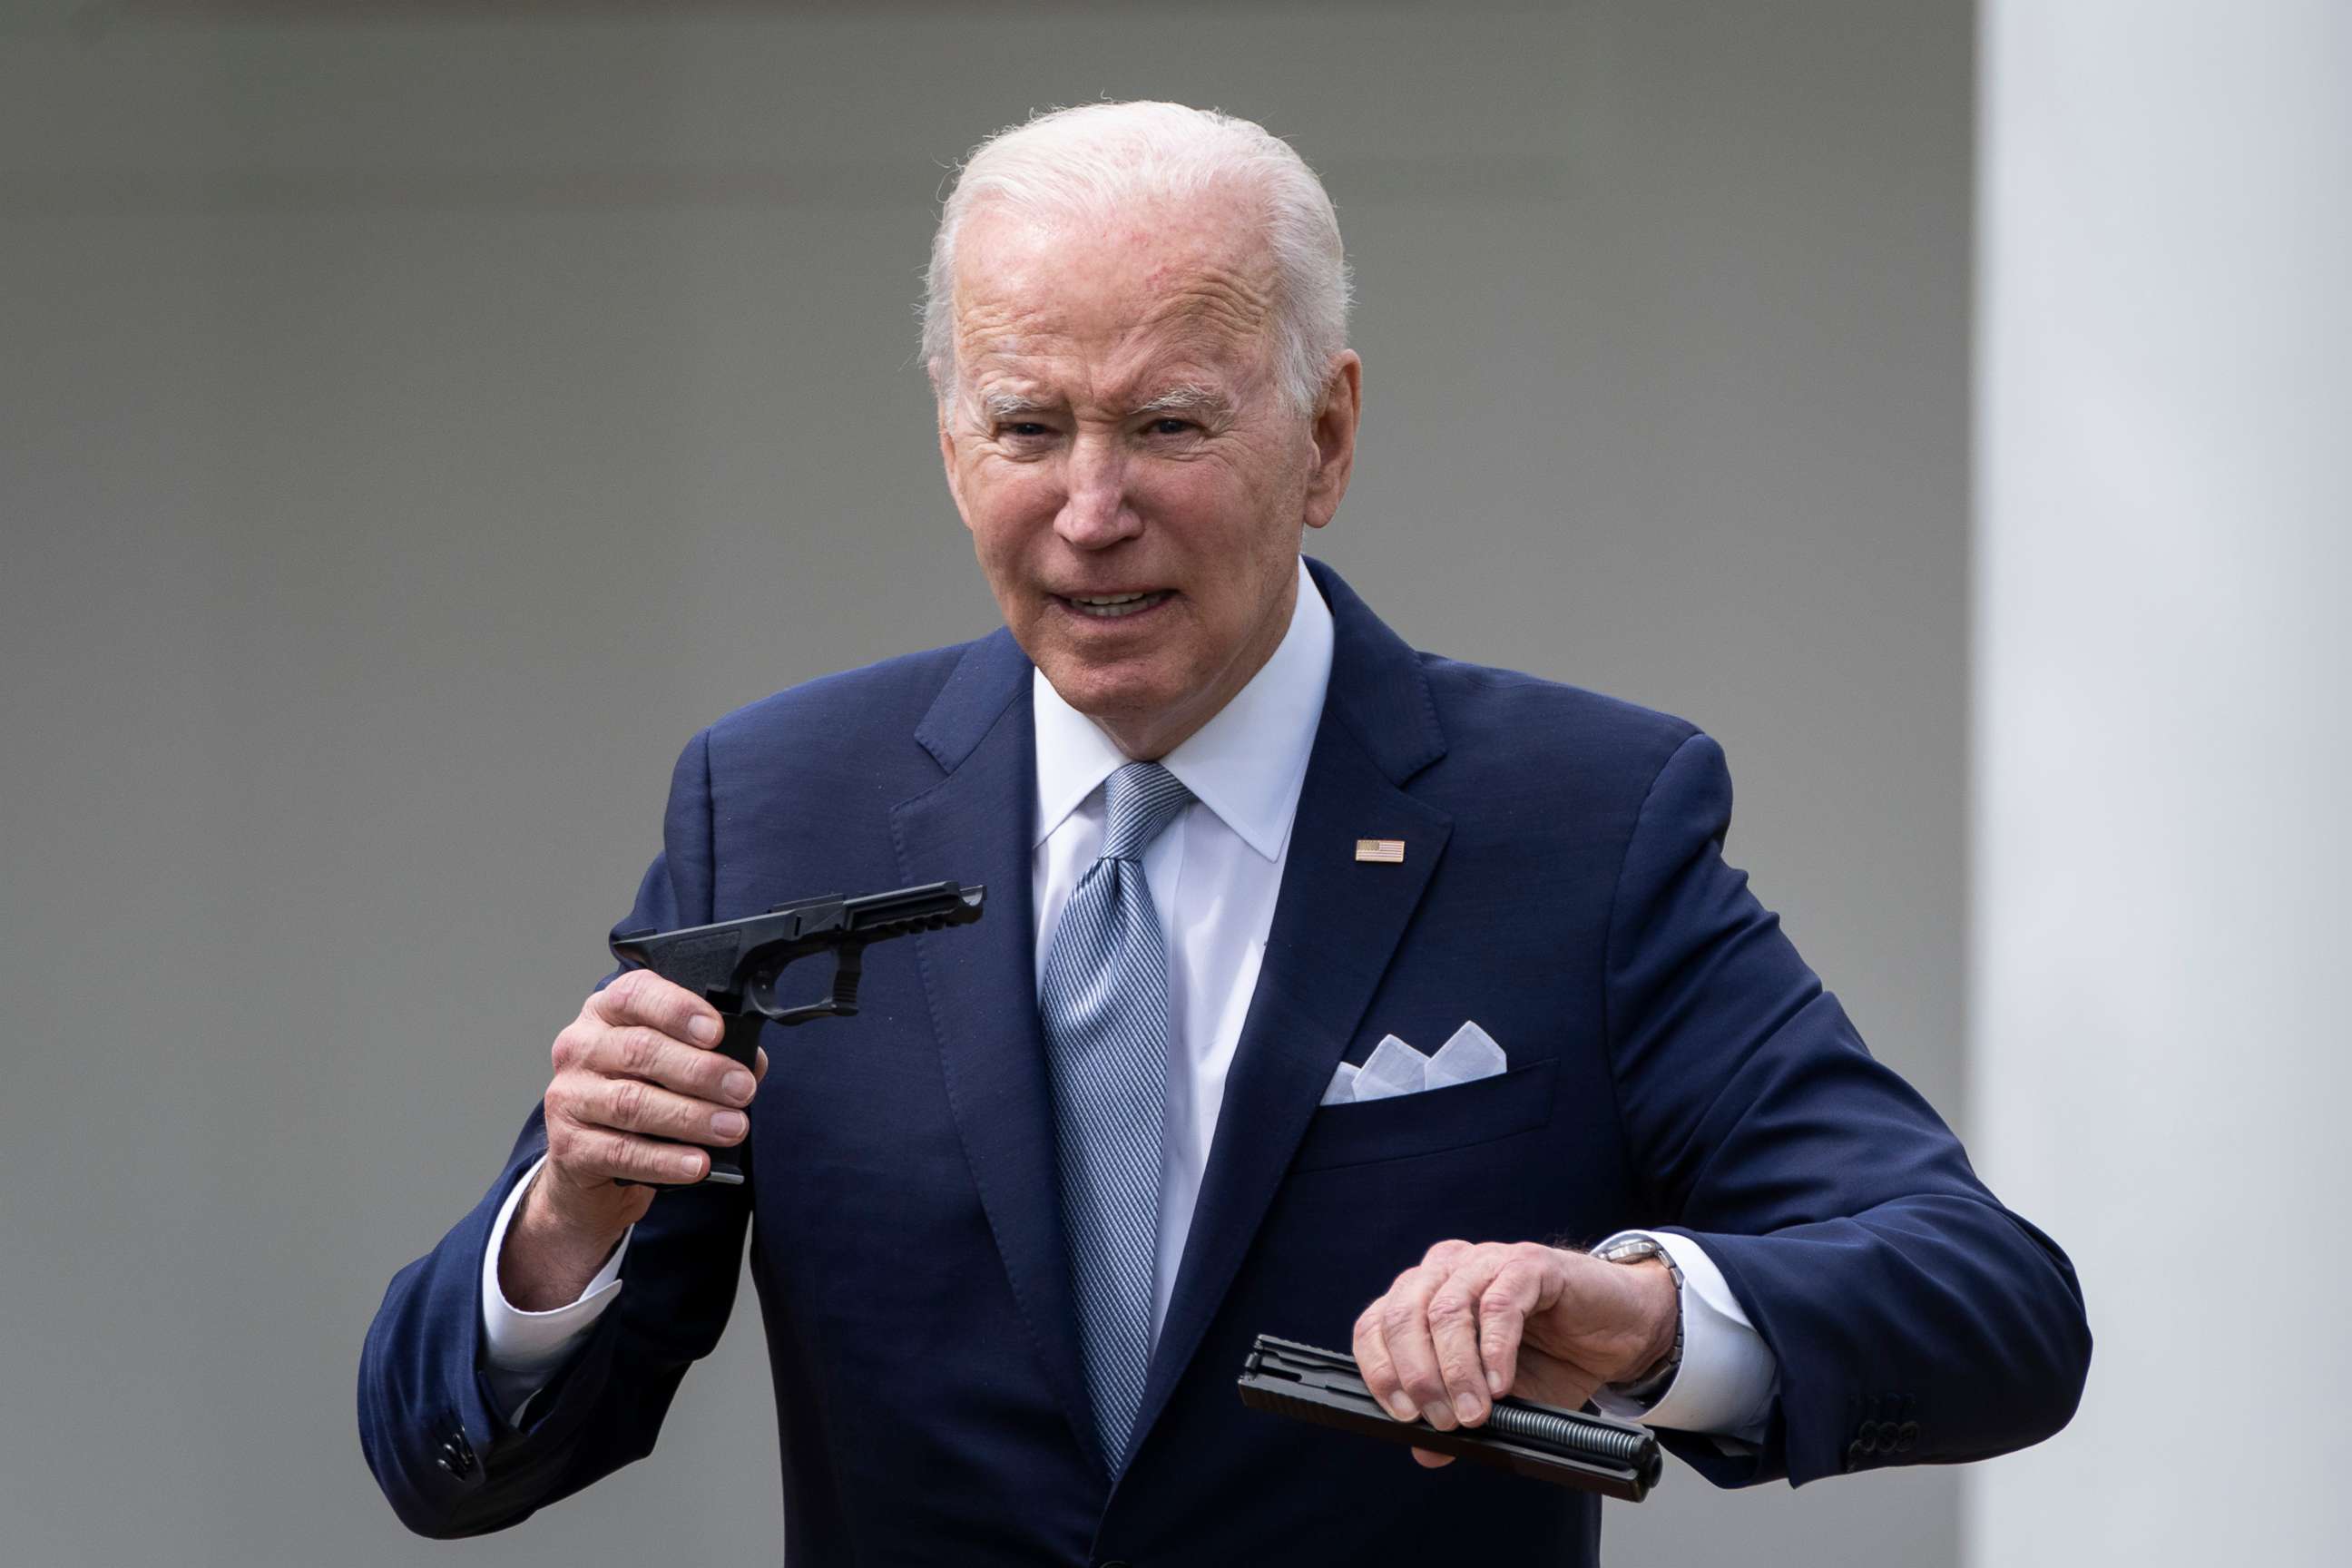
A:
[478,1154,631,1425]
[1588,1229,1778,1444]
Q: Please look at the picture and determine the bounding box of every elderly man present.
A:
[361,103,2089,1563]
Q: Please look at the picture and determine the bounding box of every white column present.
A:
[1972,4,2351,1564]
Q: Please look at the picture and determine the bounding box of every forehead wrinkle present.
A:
[949,289,1072,365]
[952,247,1281,416]
[1137,265,1279,346]
[961,314,1231,415]
[1083,311,1275,416]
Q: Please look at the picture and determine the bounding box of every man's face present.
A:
[937,191,1358,759]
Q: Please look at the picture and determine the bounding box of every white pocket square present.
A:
[1320,1021,1507,1106]
[1425,1020,1507,1087]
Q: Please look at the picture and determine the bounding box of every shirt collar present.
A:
[1031,555,1335,861]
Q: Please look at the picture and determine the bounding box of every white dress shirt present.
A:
[481,559,1776,1441]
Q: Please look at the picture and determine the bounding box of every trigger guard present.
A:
[744,969,784,1020]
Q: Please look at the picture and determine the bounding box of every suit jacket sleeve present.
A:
[1605,731,2090,1487]
[358,729,755,1538]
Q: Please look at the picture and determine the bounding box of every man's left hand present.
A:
[1352,1240,1678,1468]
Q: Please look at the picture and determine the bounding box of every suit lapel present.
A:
[1124,561,1453,1470]
[889,630,1102,1472]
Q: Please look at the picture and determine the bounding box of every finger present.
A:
[586,1073,749,1147]
[590,969,723,1048]
[1421,1237,1473,1271]
[585,1024,757,1108]
[551,1115,708,1186]
[1426,1247,1516,1424]
[1476,1249,1553,1400]
[753,1045,771,1083]
[1379,1265,1459,1430]
[1410,1447,1455,1468]
[1354,1300,1418,1422]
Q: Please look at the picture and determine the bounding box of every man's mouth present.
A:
[1054,589,1175,621]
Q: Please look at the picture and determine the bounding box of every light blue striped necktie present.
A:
[1039,760,1194,1469]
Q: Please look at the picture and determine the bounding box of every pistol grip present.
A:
[699,1010,764,1186]
[615,1009,760,1189]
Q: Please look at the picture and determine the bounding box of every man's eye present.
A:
[1146,417,1196,436]
[1001,422,1052,439]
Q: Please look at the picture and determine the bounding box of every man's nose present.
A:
[1054,433,1142,548]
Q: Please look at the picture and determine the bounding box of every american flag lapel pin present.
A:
[1354,838,1406,864]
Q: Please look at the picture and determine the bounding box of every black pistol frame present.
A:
[606,879,985,1185]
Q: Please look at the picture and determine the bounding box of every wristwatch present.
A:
[1593,1235,1684,1406]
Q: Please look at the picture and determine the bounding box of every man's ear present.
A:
[1302,351,1362,532]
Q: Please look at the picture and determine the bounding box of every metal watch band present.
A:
[1593,1236,1684,1406]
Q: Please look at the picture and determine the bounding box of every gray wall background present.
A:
[0,3,1977,1563]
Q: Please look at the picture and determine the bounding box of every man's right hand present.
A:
[499,970,769,1310]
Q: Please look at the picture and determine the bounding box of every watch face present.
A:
[1601,1239,1682,1293]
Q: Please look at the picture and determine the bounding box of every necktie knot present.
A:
[1099,761,1193,862]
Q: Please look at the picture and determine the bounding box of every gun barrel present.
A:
[1236,1336,1661,1501]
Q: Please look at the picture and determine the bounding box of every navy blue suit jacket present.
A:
[361,560,2089,1564]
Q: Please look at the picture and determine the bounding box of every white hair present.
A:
[922,101,1353,416]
